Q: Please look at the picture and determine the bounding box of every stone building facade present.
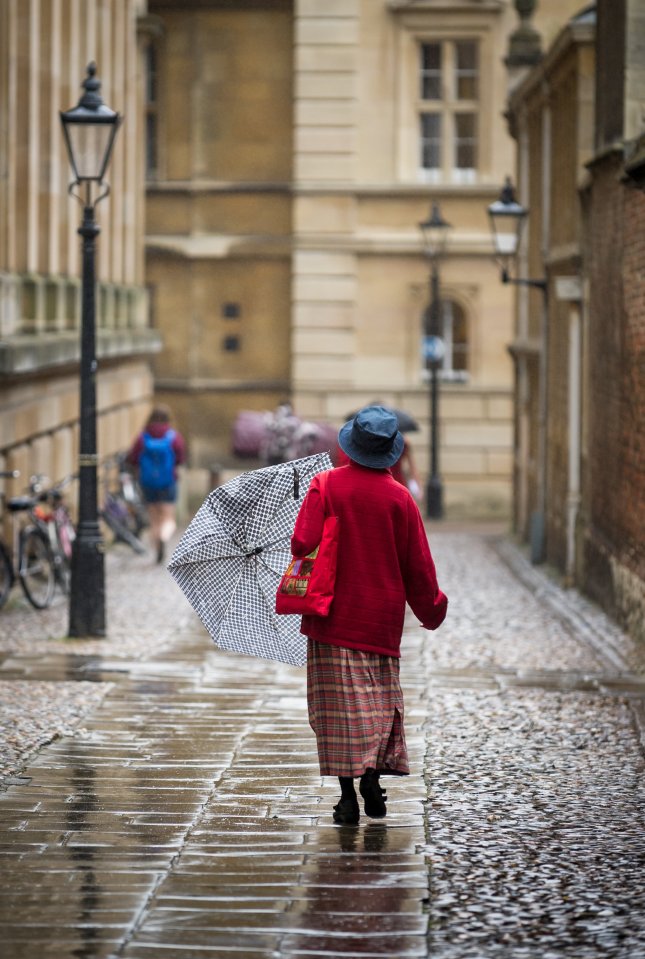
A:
[0,0,159,507]
[506,7,595,570]
[506,0,645,643]
[0,0,589,525]
[145,0,583,518]
[145,0,294,470]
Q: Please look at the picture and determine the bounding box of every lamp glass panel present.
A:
[423,223,449,257]
[494,229,519,257]
[65,122,114,180]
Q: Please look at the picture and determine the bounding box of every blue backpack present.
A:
[139,430,176,490]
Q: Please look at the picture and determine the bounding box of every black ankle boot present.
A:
[333,795,360,825]
[359,769,387,818]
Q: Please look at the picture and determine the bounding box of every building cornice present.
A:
[146,232,495,259]
[155,377,291,394]
[387,0,503,12]
[147,179,514,201]
[624,133,645,191]
[0,329,162,376]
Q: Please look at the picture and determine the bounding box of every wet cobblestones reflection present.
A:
[0,530,643,957]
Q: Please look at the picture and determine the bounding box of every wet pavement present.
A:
[0,529,644,958]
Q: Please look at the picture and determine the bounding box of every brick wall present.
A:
[546,293,573,571]
[584,151,645,641]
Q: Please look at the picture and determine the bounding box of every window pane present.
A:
[146,45,157,104]
[455,41,478,100]
[452,306,468,371]
[420,43,442,100]
[454,113,477,170]
[420,113,442,170]
[146,113,157,177]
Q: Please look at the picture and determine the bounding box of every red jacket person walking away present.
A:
[290,405,448,825]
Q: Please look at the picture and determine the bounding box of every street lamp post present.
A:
[419,202,451,520]
[60,63,122,637]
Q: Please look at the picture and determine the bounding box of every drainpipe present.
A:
[517,111,531,536]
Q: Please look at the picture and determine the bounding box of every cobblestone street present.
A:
[0,527,644,958]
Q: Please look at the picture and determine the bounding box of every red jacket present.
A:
[290,462,447,657]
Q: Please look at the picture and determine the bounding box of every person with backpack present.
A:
[127,406,186,563]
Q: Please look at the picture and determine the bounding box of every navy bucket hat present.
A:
[338,405,405,469]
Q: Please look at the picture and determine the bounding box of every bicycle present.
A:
[0,471,59,609]
[28,474,76,595]
[99,458,147,555]
[0,470,20,609]
[115,452,148,537]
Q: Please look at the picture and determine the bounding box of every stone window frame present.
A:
[394,10,499,184]
[418,38,480,183]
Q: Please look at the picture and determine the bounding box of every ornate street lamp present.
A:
[419,202,451,520]
[60,63,122,637]
[487,177,546,291]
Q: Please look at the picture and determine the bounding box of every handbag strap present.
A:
[317,469,331,515]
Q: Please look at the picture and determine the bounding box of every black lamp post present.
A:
[487,177,546,291]
[419,202,451,520]
[60,63,122,637]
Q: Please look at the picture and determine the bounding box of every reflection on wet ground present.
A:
[2,529,645,957]
[0,638,431,958]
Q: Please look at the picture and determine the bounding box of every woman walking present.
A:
[127,405,186,563]
[290,406,447,825]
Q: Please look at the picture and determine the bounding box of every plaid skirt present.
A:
[306,637,410,778]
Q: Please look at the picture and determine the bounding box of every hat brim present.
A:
[338,420,405,469]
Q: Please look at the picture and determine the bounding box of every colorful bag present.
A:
[275,471,339,617]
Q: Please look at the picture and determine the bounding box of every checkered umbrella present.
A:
[167,452,333,667]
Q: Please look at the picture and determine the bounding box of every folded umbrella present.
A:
[168,452,333,666]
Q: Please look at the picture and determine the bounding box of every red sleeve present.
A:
[290,474,326,558]
[172,431,187,466]
[403,499,448,630]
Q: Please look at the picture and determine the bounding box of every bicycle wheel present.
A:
[19,527,56,609]
[0,540,14,609]
[100,507,148,555]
